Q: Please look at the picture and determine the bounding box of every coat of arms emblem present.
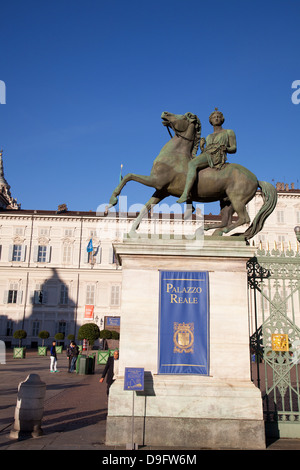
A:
[173,322,194,353]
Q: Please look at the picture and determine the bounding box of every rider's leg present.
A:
[177,154,209,203]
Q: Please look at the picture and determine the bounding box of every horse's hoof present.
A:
[109,196,118,207]
[212,229,224,236]
[128,230,139,239]
[177,195,188,204]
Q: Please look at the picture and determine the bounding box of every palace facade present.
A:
[0,150,298,348]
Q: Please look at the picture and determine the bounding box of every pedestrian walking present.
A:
[100,350,119,395]
[50,340,59,372]
[69,341,79,373]
[66,343,72,371]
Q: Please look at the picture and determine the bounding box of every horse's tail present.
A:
[243,181,278,240]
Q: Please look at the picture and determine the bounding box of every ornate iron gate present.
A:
[248,246,300,438]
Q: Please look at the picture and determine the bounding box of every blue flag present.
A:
[87,239,93,253]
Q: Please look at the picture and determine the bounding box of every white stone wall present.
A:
[246,188,300,251]
[0,212,122,347]
[0,211,198,347]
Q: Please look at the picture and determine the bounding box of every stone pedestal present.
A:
[10,373,46,439]
[106,237,265,450]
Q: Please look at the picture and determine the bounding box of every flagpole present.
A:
[119,163,123,183]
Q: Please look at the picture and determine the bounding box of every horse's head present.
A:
[161,111,201,156]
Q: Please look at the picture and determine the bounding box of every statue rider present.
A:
[177,108,237,204]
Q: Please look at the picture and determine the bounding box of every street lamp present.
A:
[294,226,300,243]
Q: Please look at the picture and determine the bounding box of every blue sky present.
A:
[0,0,299,214]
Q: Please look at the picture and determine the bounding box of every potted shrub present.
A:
[77,323,100,374]
[100,329,120,351]
[38,330,50,356]
[13,329,27,358]
[54,332,64,353]
[78,323,100,353]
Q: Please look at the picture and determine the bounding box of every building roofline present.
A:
[0,208,225,221]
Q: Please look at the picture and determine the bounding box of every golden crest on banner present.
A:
[173,322,194,353]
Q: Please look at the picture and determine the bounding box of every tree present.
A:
[99,329,112,339]
[78,323,100,350]
[99,329,120,340]
[38,330,50,346]
[13,329,27,347]
[54,332,65,345]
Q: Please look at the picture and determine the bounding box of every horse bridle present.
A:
[166,120,195,142]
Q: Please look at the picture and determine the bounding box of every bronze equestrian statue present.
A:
[177,108,237,204]
[106,110,277,240]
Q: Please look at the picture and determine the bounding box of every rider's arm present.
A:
[226,130,237,154]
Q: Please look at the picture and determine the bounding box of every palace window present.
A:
[277,211,284,224]
[33,245,51,263]
[4,283,22,304]
[6,320,13,336]
[9,244,26,262]
[60,284,69,305]
[111,285,120,306]
[32,321,40,336]
[62,244,72,264]
[8,290,17,303]
[86,284,95,305]
[58,321,67,337]
[38,246,47,262]
[64,229,73,237]
[12,245,22,261]
[33,284,46,304]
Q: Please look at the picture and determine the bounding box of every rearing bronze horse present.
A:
[107,111,277,240]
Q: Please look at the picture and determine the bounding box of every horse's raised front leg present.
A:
[129,191,166,236]
[108,172,159,209]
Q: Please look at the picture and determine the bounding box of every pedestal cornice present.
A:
[113,236,255,265]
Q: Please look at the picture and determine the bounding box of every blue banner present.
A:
[158,271,209,375]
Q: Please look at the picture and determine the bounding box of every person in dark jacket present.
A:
[100,350,119,395]
[50,341,59,372]
[69,341,79,372]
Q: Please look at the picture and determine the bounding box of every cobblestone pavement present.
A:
[1,350,300,452]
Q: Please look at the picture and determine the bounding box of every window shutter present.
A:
[109,247,114,264]
[3,290,8,304]
[46,246,51,263]
[42,290,48,304]
[21,245,27,262]
[17,290,23,305]
[33,246,38,262]
[8,245,13,262]
[95,246,102,264]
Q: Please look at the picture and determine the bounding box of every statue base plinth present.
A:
[106,237,265,450]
